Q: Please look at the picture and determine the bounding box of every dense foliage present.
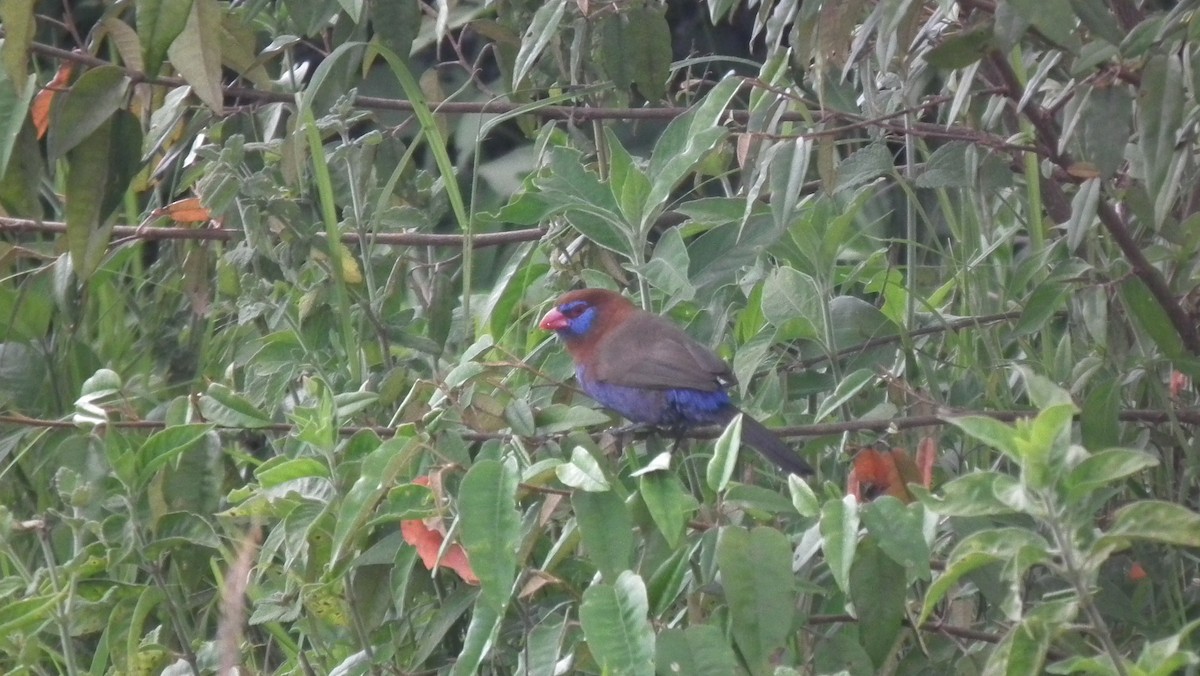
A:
[1,0,1199,674]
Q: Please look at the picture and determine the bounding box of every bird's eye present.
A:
[561,303,585,319]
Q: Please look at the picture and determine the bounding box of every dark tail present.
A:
[733,410,813,475]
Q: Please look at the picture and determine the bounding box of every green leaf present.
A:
[449,597,502,676]
[920,527,1051,624]
[707,413,742,492]
[597,5,672,101]
[655,625,738,676]
[535,146,633,258]
[555,446,610,491]
[137,0,194,75]
[535,404,614,434]
[725,483,797,515]
[47,66,131,160]
[1008,0,1077,48]
[835,142,892,192]
[820,495,859,595]
[923,22,996,69]
[914,141,973,188]
[945,415,1021,461]
[0,0,34,93]
[645,76,740,220]
[64,109,142,279]
[814,368,875,422]
[1077,85,1133,178]
[330,437,415,566]
[607,129,651,226]
[1014,282,1069,336]
[1137,55,1185,228]
[459,457,521,613]
[334,0,363,23]
[573,489,633,581]
[761,267,823,341]
[0,593,64,638]
[788,474,819,518]
[256,457,330,487]
[1121,277,1185,361]
[102,18,145,74]
[861,497,931,578]
[374,483,436,523]
[640,227,695,302]
[580,571,655,676]
[512,0,566,89]
[921,471,1029,517]
[639,471,694,548]
[519,613,569,675]
[81,368,122,397]
[1065,448,1157,501]
[1069,0,1125,45]
[1101,500,1200,548]
[645,546,691,618]
[717,526,796,674]
[167,0,224,113]
[850,538,906,668]
[372,0,420,68]
[1134,618,1200,674]
[0,77,34,186]
[136,424,214,487]
[1080,379,1121,450]
[1020,368,1075,409]
[198,383,272,428]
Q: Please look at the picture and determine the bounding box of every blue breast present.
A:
[576,365,732,427]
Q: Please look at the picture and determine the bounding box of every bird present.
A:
[539,288,812,475]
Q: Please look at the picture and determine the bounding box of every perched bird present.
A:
[539,288,812,475]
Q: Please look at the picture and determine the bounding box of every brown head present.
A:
[539,288,639,357]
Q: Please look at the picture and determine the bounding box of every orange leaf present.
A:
[153,197,212,223]
[32,63,74,139]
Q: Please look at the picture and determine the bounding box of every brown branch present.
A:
[0,217,547,249]
[808,613,1003,645]
[809,613,1068,659]
[791,310,1029,371]
[28,37,1024,152]
[4,408,1199,442]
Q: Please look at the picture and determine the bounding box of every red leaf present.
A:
[400,475,479,585]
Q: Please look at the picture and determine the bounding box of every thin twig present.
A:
[790,310,1029,371]
[4,407,1199,442]
[808,613,1068,660]
[25,37,1023,149]
[0,217,548,249]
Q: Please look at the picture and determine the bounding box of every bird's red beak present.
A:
[539,307,569,330]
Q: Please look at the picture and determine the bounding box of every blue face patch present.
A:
[560,301,597,337]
